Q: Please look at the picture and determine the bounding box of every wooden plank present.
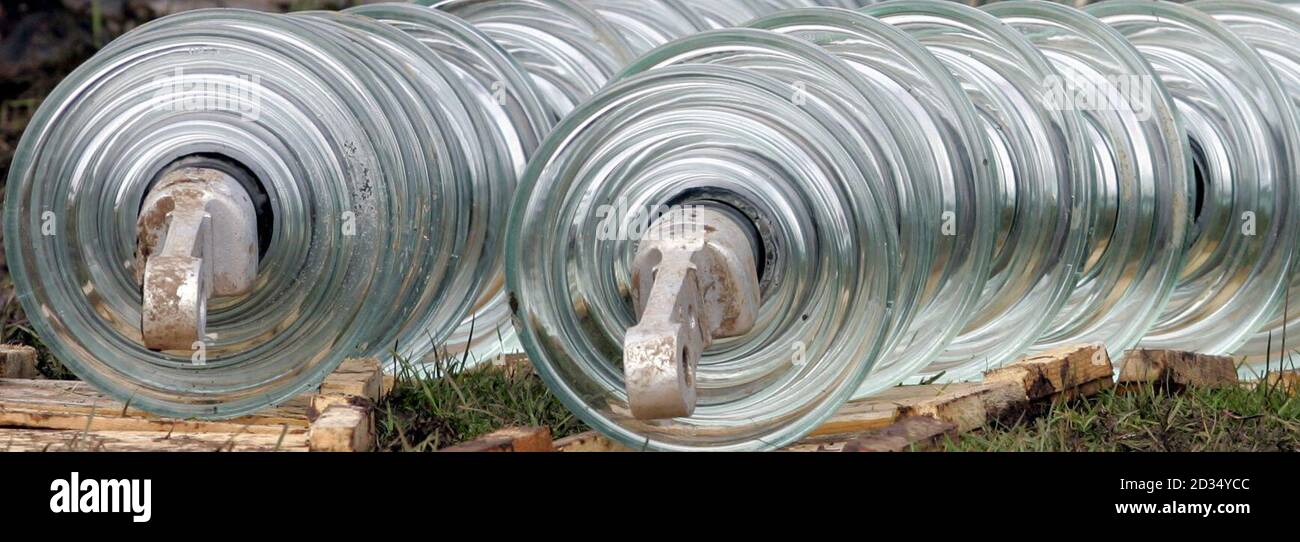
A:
[806,400,899,438]
[801,381,1022,444]
[440,427,554,452]
[984,343,1113,400]
[0,428,308,452]
[1118,349,1238,389]
[307,404,374,452]
[307,394,371,423]
[554,431,632,452]
[334,357,382,375]
[792,345,1117,451]
[842,416,958,452]
[0,357,386,452]
[0,378,312,431]
[808,384,967,438]
[319,357,383,402]
[0,345,39,379]
[894,379,1024,431]
[0,407,305,436]
[0,356,388,436]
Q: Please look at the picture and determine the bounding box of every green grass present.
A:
[90,0,104,48]
[376,350,588,452]
[947,380,1300,452]
[373,347,1300,452]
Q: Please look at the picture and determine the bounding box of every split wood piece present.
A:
[307,394,371,423]
[440,427,554,452]
[320,357,384,402]
[0,427,308,452]
[0,378,312,433]
[872,381,1024,433]
[794,382,1117,452]
[554,430,632,452]
[0,345,39,379]
[1117,349,1238,390]
[805,398,899,438]
[308,357,384,451]
[816,379,1040,452]
[1063,379,1113,402]
[895,381,1024,433]
[984,343,1113,401]
[842,416,959,452]
[801,381,1023,444]
[492,353,534,377]
[307,404,374,452]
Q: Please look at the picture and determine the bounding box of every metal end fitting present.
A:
[624,205,761,419]
[135,167,258,351]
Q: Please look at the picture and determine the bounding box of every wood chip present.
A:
[440,427,554,452]
[0,345,39,379]
[307,404,374,452]
[985,343,1113,400]
[1118,349,1238,389]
